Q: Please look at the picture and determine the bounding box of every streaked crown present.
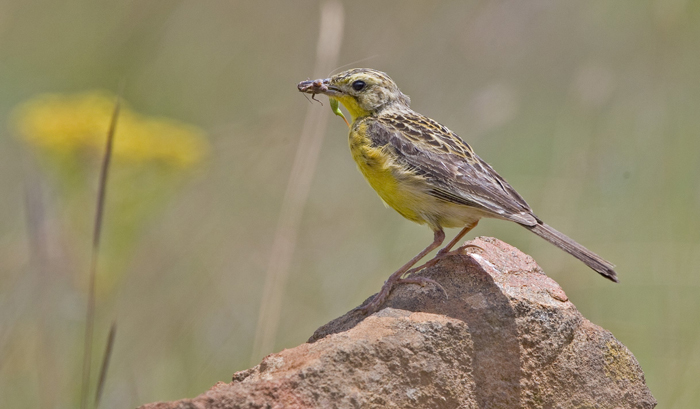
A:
[329,68,411,116]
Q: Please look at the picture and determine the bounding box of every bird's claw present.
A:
[438,243,483,257]
[356,276,448,315]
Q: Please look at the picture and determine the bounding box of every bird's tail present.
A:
[523,222,618,282]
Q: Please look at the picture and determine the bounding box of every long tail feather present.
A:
[523,222,618,282]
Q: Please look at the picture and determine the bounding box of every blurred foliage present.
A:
[10,90,208,295]
[0,1,699,408]
[14,91,208,168]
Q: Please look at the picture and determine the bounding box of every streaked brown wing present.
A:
[369,113,538,226]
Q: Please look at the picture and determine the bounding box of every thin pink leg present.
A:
[359,229,445,314]
[438,220,480,256]
[403,220,481,277]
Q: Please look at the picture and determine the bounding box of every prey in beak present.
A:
[297,78,350,127]
[297,78,342,97]
[297,78,329,103]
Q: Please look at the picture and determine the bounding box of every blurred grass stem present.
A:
[250,0,344,364]
[80,93,120,409]
[95,322,116,408]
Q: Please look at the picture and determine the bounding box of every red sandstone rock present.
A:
[139,237,656,409]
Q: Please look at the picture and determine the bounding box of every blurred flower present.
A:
[12,90,209,168]
[10,91,211,295]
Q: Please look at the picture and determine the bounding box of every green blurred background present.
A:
[1,0,699,407]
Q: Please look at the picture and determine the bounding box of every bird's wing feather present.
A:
[370,113,538,226]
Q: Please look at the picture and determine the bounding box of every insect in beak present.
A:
[297,78,349,128]
[330,98,350,128]
[298,78,329,104]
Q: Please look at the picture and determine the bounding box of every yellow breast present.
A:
[347,121,486,231]
[348,122,426,224]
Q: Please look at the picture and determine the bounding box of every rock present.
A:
[138,237,656,409]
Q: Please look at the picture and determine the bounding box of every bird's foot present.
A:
[355,278,395,315]
[398,276,448,299]
[403,243,484,278]
[356,276,447,315]
[437,243,483,257]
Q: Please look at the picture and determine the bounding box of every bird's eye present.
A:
[352,80,366,91]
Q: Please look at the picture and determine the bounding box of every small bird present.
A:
[298,68,617,313]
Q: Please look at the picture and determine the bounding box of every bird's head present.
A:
[298,68,410,121]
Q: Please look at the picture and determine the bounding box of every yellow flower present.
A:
[12,91,209,168]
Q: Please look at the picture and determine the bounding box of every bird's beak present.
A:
[297,78,343,96]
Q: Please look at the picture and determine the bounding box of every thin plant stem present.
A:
[79,92,121,409]
[95,322,117,408]
[250,0,345,365]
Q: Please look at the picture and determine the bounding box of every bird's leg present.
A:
[437,220,480,256]
[358,229,445,315]
[404,220,481,277]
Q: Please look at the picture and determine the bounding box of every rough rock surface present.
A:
[139,237,656,409]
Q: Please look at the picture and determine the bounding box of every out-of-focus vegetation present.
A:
[15,91,208,167]
[0,1,698,408]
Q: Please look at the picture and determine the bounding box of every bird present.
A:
[298,68,617,313]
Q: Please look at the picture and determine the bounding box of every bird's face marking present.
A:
[298,68,411,120]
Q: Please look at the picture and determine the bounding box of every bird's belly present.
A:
[351,142,483,230]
